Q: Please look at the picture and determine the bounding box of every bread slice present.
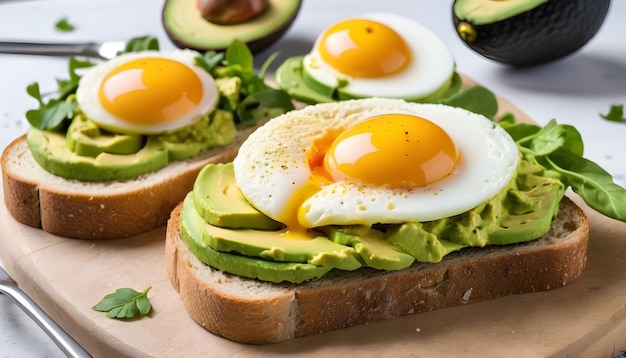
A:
[165,196,589,344]
[1,124,261,240]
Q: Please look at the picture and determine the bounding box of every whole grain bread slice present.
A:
[1,124,261,240]
[165,196,589,344]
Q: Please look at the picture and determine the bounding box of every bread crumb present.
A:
[415,328,421,333]
[462,288,473,304]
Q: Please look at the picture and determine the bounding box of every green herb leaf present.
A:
[236,88,295,124]
[543,150,626,221]
[502,117,626,223]
[55,17,75,32]
[122,36,160,54]
[225,40,253,70]
[600,104,626,123]
[524,120,584,157]
[92,286,152,319]
[195,51,225,73]
[442,85,498,119]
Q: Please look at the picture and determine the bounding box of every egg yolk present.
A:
[322,114,459,188]
[98,57,203,124]
[317,19,411,78]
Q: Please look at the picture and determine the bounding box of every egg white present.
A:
[76,50,219,135]
[233,98,519,227]
[303,13,456,100]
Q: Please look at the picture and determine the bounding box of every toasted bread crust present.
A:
[1,125,260,239]
[165,197,589,344]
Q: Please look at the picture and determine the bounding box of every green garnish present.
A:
[499,117,626,222]
[195,39,295,125]
[92,286,152,319]
[55,17,75,32]
[600,104,626,123]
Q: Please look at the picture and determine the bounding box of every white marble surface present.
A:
[0,0,625,356]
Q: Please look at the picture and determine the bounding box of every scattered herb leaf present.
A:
[55,17,75,32]
[600,104,626,123]
[92,286,152,319]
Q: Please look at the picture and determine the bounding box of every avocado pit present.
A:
[196,0,269,25]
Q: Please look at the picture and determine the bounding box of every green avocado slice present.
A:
[181,193,362,270]
[275,56,463,105]
[192,163,283,230]
[180,193,331,283]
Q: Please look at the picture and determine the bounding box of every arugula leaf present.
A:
[516,120,584,157]
[195,51,225,73]
[236,88,295,124]
[225,40,254,70]
[600,104,626,123]
[55,17,75,32]
[92,286,152,319]
[442,85,498,119]
[502,117,626,223]
[543,150,626,221]
[122,36,160,54]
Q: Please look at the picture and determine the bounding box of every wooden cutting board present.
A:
[2,87,626,357]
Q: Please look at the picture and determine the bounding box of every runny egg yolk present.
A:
[321,114,459,188]
[98,57,203,125]
[317,19,411,78]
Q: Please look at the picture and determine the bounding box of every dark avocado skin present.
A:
[453,0,611,66]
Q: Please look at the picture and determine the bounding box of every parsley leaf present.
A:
[600,104,626,123]
[122,36,160,54]
[92,286,152,319]
[55,17,75,32]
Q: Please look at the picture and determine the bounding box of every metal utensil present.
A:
[0,40,126,60]
[0,265,91,358]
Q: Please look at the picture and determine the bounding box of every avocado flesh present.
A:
[452,0,611,66]
[180,193,331,284]
[162,0,302,53]
[323,226,415,271]
[453,0,548,25]
[181,153,565,283]
[275,56,462,105]
[66,115,143,157]
[192,163,283,230]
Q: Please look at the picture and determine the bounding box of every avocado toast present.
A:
[1,38,294,240]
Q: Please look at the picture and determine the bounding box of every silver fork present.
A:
[0,264,91,358]
[0,40,126,60]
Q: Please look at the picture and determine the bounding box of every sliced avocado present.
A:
[181,193,362,270]
[192,163,283,230]
[386,223,467,263]
[275,56,463,104]
[323,225,415,271]
[27,128,168,181]
[490,173,565,245]
[65,115,143,157]
[162,0,302,53]
[180,193,331,283]
[452,0,611,66]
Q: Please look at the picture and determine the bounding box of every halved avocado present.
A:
[452,0,611,66]
[162,0,302,53]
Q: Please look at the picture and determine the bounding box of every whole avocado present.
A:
[453,0,611,66]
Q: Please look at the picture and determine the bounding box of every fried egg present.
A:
[76,50,219,134]
[233,98,519,228]
[302,13,456,100]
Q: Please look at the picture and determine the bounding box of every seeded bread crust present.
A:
[165,196,589,344]
[1,124,260,240]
